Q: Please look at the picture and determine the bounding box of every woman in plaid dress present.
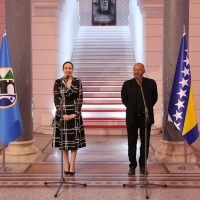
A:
[52,61,86,176]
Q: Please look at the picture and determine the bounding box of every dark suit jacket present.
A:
[121,77,158,126]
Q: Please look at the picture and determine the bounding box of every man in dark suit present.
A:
[121,63,158,175]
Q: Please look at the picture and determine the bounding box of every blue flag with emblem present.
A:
[168,32,199,145]
[0,32,23,146]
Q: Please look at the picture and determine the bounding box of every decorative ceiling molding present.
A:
[32,0,65,16]
[137,0,163,18]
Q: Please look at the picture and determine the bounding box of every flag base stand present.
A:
[155,140,197,162]
[177,141,195,171]
[0,166,12,173]
[177,164,194,171]
[0,147,12,173]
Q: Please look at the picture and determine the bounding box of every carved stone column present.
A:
[3,0,40,162]
[156,0,196,162]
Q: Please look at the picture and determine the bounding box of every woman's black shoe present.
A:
[64,171,69,175]
[64,163,70,175]
[69,171,75,176]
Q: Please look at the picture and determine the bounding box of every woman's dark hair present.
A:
[62,61,74,69]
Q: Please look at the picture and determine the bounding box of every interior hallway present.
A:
[1,133,200,200]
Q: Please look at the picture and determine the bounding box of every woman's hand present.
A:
[69,114,76,119]
[63,114,70,121]
[63,114,76,121]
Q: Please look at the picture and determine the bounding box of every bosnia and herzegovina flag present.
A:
[0,32,23,146]
[168,32,199,145]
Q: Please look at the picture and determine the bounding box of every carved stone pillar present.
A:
[3,0,40,162]
[156,0,196,162]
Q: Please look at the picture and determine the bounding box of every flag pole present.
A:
[177,140,192,170]
[0,25,14,173]
[177,26,193,171]
[0,146,12,172]
[0,26,12,173]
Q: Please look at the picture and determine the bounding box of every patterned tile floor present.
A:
[1,133,200,200]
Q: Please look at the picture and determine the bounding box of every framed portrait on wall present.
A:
[92,0,116,25]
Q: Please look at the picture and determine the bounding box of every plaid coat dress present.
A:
[52,77,86,150]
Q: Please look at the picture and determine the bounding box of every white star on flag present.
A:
[183,55,189,66]
[168,114,173,122]
[175,99,185,110]
[181,67,190,77]
[179,77,189,88]
[173,110,183,121]
[177,88,187,99]
[174,122,181,130]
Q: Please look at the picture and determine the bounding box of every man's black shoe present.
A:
[128,167,135,175]
[140,166,148,175]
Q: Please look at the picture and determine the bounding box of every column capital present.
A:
[137,0,163,18]
[32,0,65,16]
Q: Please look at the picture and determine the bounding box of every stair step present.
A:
[72,55,135,59]
[75,40,132,42]
[74,44,133,47]
[82,86,121,92]
[77,76,131,81]
[82,109,125,112]
[83,92,120,98]
[82,81,124,86]
[78,34,129,36]
[74,64,134,67]
[74,72,131,77]
[75,44,132,48]
[72,53,135,56]
[72,60,135,63]
[74,71,131,75]
[73,49,134,52]
[82,104,125,110]
[84,125,126,128]
[83,117,125,120]
[74,69,131,72]
[83,117,125,128]
[83,98,122,104]
[77,39,131,42]
[76,32,131,35]
[73,61,134,64]
[82,112,125,119]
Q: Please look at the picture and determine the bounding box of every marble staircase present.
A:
[71,26,135,135]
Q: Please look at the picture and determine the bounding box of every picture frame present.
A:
[92,0,116,25]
